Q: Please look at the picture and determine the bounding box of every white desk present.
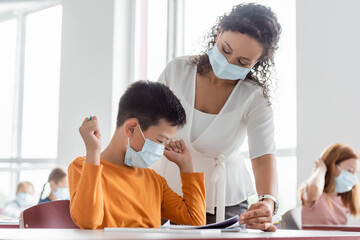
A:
[1,229,360,240]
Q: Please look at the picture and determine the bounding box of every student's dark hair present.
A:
[39,168,67,202]
[191,3,281,104]
[116,80,186,130]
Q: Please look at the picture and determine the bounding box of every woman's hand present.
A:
[79,116,102,165]
[239,200,276,232]
[302,157,327,205]
[315,157,327,172]
[164,140,194,173]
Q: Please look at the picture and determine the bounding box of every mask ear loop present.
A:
[214,31,223,48]
[335,165,343,179]
[128,124,145,147]
[217,29,223,40]
[335,165,354,178]
[138,125,146,140]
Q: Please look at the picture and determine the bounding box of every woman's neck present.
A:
[204,70,238,86]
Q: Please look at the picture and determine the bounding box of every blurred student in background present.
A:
[300,143,360,225]
[3,181,35,218]
[38,168,70,204]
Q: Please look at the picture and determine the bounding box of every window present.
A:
[0,19,17,159]
[0,3,62,207]
[22,6,62,158]
[133,0,168,82]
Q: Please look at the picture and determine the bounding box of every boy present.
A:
[68,81,206,229]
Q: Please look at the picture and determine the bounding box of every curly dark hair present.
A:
[191,3,282,103]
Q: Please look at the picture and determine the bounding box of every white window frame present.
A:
[0,1,60,199]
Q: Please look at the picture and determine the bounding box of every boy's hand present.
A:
[79,116,102,164]
[164,140,194,173]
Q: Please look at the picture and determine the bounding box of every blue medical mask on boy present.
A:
[16,192,33,207]
[124,125,165,168]
[334,166,357,193]
[52,187,70,200]
[207,43,252,80]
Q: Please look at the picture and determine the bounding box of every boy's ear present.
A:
[124,119,139,137]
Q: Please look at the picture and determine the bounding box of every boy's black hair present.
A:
[116,80,186,131]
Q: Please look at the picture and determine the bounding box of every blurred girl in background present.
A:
[38,168,69,204]
[300,143,360,225]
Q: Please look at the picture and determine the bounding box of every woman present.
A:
[300,143,360,225]
[38,168,70,204]
[153,3,281,231]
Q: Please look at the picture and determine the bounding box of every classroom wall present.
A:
[57,0,115,167]
[296,0,360,187]
[56,0,134,167]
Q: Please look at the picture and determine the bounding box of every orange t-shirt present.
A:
[68,157,206,229]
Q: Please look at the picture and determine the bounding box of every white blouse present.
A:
[190,109,217,142]
[152,56,276,222]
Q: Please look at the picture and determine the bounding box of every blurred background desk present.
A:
[0,218,19,228]
[303,225,360,232]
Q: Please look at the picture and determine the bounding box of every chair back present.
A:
[20,200,78,228]
[282,207,302,230]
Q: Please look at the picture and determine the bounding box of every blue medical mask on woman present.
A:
[16,192,33,207]
[124,125,165,168]
[334,166,357,193]
[52,187,70,200]
[207,43,252,80]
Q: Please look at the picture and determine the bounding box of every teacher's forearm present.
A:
[251,154,278,210]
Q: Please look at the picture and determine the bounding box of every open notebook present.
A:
[159,215,240,229]
[104,215,243,233]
